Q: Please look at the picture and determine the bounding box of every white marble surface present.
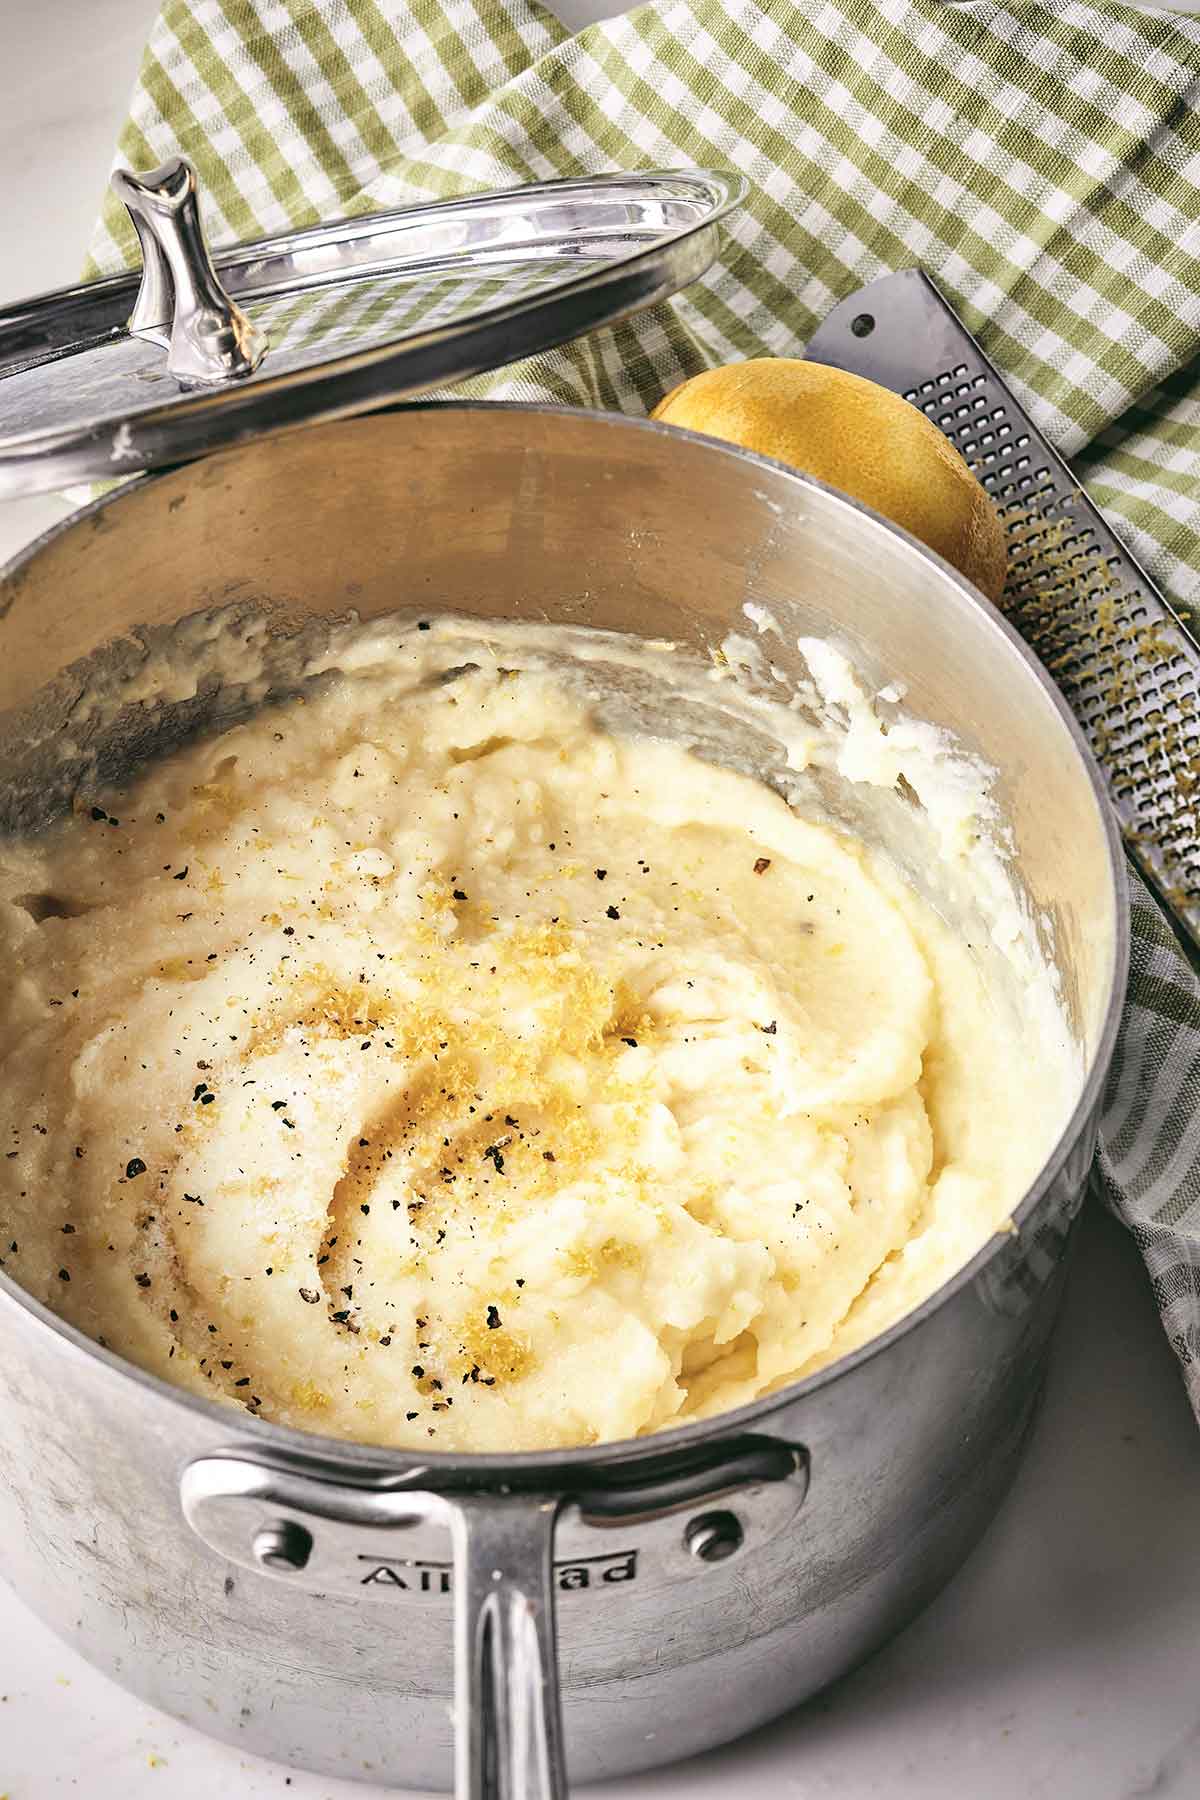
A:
[3,2,1200,1797]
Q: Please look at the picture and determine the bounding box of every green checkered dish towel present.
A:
[88,0,1200,1416]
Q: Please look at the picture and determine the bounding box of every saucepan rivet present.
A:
[252,1519,313,1573]
[850,312,876,338]
[684,1510,744,1563]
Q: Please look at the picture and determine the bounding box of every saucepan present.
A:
[0,403,1126,1795]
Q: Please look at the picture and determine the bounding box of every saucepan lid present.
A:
[0,159,744,498]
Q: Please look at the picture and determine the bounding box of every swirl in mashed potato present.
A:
[0,620,1074,1450]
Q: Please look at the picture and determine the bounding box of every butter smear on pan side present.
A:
[0,615,1076,1451]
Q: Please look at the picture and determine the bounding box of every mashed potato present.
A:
[0,619,1075,1451]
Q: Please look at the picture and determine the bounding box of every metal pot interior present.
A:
[0,403,1125,1458]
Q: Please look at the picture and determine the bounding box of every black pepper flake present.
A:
[360,1203,370,1215]
[135,1272,151,1288]
[542,1151,555,1163]
[595,868,607,880]
[61,1223,75,1235]
[169,1308,179,1323]
[759,1020,778,1035]
[606,905,620,920]
[483,1143,505,1175]
[411,1364,425,1379]
[200,1092,215,1105]
[486,1305,501,1330]
[753,857,772,874]
[379,1334,392,1347]
[331,1309,351,1324]
[298,1287,320,1304]
[417,620,430,631]
[90,806,107,822]
[406,1410,419,1420]
[622,1037,638,1048]
[516,1278,526,1287]
[283,926,294,936]
[271,1100,287,1111]
[58,1268,70,1282]
[173,866,189,881]
[234,1377,250,1388]
[452,890,468,902]
[125,1157,147,1179]
[183,1193,204,1205]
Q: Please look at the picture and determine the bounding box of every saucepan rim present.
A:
[0,402,1130,1479]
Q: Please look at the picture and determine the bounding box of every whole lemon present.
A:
[651,358,1008,603]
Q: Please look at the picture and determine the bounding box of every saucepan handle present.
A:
[443,1492,567,1800]
[181,1438,808,1796]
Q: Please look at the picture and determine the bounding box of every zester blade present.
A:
[807,268,1200,962]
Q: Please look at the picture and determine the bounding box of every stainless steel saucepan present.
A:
[0,404,1126,1797]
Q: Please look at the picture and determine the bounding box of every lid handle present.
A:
[111,157,267,388]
